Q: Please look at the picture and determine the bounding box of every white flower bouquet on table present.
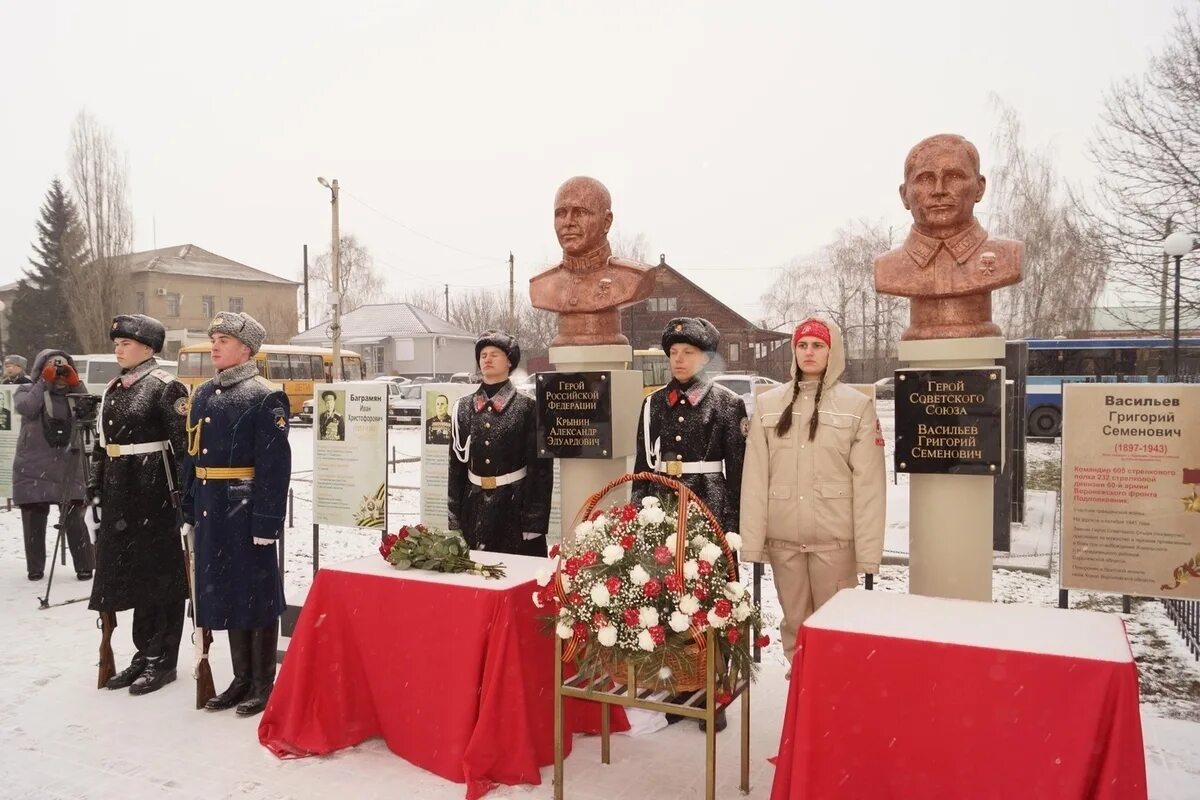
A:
[532,472,767,698]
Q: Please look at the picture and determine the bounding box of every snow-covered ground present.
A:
[1,415,1198,799]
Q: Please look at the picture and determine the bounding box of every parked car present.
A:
[711,374,780,416]
[389,383,423,425]
[873,376,895,400]
[297,398,314,426]
[73,354,178,396]
[449,372,474,383]
[373,375,412,385]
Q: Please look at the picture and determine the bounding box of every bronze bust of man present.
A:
[529,176,656,347]
[875,133,1022,340]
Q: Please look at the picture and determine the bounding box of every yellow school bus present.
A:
[631,348,670,396]
[176,344,365,415]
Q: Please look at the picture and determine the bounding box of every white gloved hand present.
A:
[253,537,274,546]
[181,523,194,539]
[522,532,543,541]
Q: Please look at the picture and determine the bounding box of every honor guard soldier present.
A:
[447,331,552,556]
[182,312,291,717]
[88,314,190,695]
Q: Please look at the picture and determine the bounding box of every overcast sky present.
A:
[0,1,1183,324]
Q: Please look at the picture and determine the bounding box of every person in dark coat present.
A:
[182,311,290,717]
[448,330,552,556]
[87,315,190,695]
[633,317,748,536]
[13,349,95,581]
[2,354,33,384]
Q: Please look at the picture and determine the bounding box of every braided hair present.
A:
[774,372,826,441]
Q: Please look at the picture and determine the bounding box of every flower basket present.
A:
[533,472,765,695]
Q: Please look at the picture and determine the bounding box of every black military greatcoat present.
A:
[88,358,190,612]
[447,381,552,555]
[633,377,748,535]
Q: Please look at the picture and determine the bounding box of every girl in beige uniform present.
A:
[739,318,886,662]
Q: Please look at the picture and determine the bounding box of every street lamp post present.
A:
[0,299,6,358]
[1163,231,1195,380]
[317,177,342,380]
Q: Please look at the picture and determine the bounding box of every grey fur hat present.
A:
[207,311,266,355]
[3,355,27,369]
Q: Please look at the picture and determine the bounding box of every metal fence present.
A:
[1163,599,1200,660]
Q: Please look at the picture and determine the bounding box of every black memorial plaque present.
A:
[894,368,1003,475]
[536,372,613,459]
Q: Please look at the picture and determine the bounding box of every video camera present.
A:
[66,393,102,424]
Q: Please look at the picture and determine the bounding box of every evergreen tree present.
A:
[8,179,86,361]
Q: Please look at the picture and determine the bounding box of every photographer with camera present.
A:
[13,350,95,581]
[87,314,191,697]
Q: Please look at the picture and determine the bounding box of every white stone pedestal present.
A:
[898,336,1005,602]
[547,345,643,546]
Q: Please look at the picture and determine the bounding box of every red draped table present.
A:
[259,554,626,799]
[771,589,1147,800]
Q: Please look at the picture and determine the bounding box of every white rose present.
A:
[691,535,711,549]
[590,583,611,607]
[664,533,677,552]
[602,544,625,565]
[638,507,666,526]
[678,594,700,615]
[532,591,544,609]
[629,564,651,586]
[724,581,746,600]
[597,626,618,647]
[725,531,744,550]
[574,520,594,539]
[559,573,572,593]
[669,611,691,633]
[594,514,609,531]
[556,623,574,639]
[637,629,656,652]
[641,496,661,508]
[683,559,700,581]
[535,569,552,587]
[639,606,659,628]
[699,542,723,564]
[708,612,729,630]
[734,601,752,622]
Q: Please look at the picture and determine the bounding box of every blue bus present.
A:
[1025,337,1200,437]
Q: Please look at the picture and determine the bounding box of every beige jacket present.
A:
[739,320,886,573]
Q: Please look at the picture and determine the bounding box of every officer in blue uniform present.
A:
[182,312,291,717]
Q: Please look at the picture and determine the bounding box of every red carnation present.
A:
[697,560,713,576]
[414,523,427,533]
[691,610,709,627]
[716,691,732,706]
[693,584,710,601]
[643,578,662,598]
[581,550,598,567]
[592,611,609,626]
[572,622,589,640]
[568,592,583,606]
[605,576,622,594]
[664,573,683,592]
[398,527,411,540]
[714,599,733,618]
[548,544,560,559]
[619,504,638,522]
[623,608,642,627]
[726,628,741,644]
[379,533,399,558]
[649,625,666,645]
[565,558,581,577]
[619,535,636,550]
[653,546,673,565]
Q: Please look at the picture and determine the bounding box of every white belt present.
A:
[106,441,170,457]
[468,467,527,490]
[654,460,724,477]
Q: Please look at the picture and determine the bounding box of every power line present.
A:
[340,189,500,262]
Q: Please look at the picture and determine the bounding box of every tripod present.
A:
[37,395,99,610]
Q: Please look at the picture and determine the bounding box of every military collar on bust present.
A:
[117,357,158,389]
[666,377,711,407]
[903,218,988,269]
[473,381,516,414]
[561,241,614,274]
[213,359,260,388]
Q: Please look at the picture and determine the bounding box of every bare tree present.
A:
[310,234,387,321]
[258,297,300,344]
[1078,3,1200,330]
[66,110,133,351]
[609,230,654,264]
[988,99,1107,338]
[395,286,444,317]
[449,289,506,337]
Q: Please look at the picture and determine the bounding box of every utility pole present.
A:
[317,177,341,379]
[444,283,450,320]
[508,251,515,331]
[302,244,310,330]
[1159,215,1174,335]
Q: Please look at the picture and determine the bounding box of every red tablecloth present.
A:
[771,589,1147,800]
[259,554,627,799]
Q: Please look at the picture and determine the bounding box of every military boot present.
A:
[129,656,177,695]
[235,624,278,717]
[205,629,253,711]
[105,655,147,691]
